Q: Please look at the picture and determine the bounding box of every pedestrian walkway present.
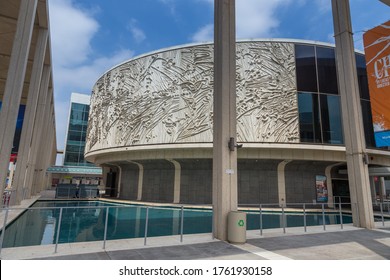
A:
[1,223,389,260]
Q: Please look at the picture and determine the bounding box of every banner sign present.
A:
[363,20,390,147]
[315,175,328,202]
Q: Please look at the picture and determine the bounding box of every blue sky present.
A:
[48,0,389,161]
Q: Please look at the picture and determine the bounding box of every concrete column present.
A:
[28,66,51,196]
[127,161,144,201]
[380,177,386,203]
[277,160,290,207]
[370,176,377,204]
[33,87,53,193]
[212,0,238,241]
[0,0,38,206]
[13,27,48,203]
[331,0,374,228]
[167,159,181,203]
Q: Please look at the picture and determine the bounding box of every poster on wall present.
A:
[316,175,328,202]
[363,20,390,147]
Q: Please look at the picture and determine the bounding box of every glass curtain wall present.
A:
[64,103,93,166]
[295,44,373,146]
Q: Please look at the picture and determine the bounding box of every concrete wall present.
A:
[120,163,139,200]
[238,159,279,205]
[285,161,335,203]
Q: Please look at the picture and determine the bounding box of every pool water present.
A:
[1,201,352,248]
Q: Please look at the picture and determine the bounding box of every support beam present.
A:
[212,0,238,241]
[331,0,374,228]
[13,27,48,203]
[0,0,38,207]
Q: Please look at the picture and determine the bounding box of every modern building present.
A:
[84,39,390,205]
[0,0,57,206]
[63,93,95,167]
[48,93,102,197]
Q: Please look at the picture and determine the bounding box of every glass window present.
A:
[71,103,87,112]
[295,45,318,92]
[67,130,82,141]
[66,144,81,153]
[298,92,321,143]
[320,95,343,144]
[316,47,338,94]
[361,100,376,148]
[356,54,370,100]
[64,152,79,165]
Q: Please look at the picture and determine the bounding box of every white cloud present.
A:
[236,0,291,39]
[192,0,293,41]
[49,0,99,67]
[128,19,146,43]
[48,0,134,152]
[191,24,213,42]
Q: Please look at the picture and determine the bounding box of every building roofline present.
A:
[95,38,365,83]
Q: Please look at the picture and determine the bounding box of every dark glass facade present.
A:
[64,102,93,166]
[295,44,375,147]
[0,101,26,155]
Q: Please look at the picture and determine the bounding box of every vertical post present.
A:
[380,203,384,226]
[339,201,344,229]
[0,208,10,257]
[213,0,238,241]
[54,207,63,253]
[282,206,286,234]
[180,206,184,242]
[144,207,149,246]
[322,203,326,231]
[303,203,307,232]
[331,0,374,229]
[103,207,109,249]
[259,204,263,236]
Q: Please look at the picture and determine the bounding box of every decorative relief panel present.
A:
[85,42,299,154]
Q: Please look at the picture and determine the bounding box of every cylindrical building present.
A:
[85,39,390,205]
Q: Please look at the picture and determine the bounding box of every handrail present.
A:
[0,201,389,256]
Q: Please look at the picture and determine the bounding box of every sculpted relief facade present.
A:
[85,41,299,154]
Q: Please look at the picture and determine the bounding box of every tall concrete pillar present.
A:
[331,0,374,228]
[27,66,51,197]
[13,27,48,203]
[212,0,238,241]
[0,0,38,207]
[33,87,53,193]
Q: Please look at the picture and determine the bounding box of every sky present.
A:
[47,0,389,163]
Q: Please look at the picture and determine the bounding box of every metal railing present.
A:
[238,202,357,235]
[0,201,389,256]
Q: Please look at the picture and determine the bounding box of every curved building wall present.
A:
[86,39,390,205]
[86,41,298,155]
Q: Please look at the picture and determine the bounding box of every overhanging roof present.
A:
[47,166,103,175]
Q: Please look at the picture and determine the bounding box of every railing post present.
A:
[303,203,307,232]
[322,203,326,231]
[211,205,214,240]
[339,201,343,229]
[102,206,109,249]
[144,207,149,246]
[54,207,63,253]
[180,206,184,242]
[380,203,384,227]
[282,205,286,234]
[0,208,10,257]
[259,204,263,236]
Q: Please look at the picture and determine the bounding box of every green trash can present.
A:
[227,211,246,244]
